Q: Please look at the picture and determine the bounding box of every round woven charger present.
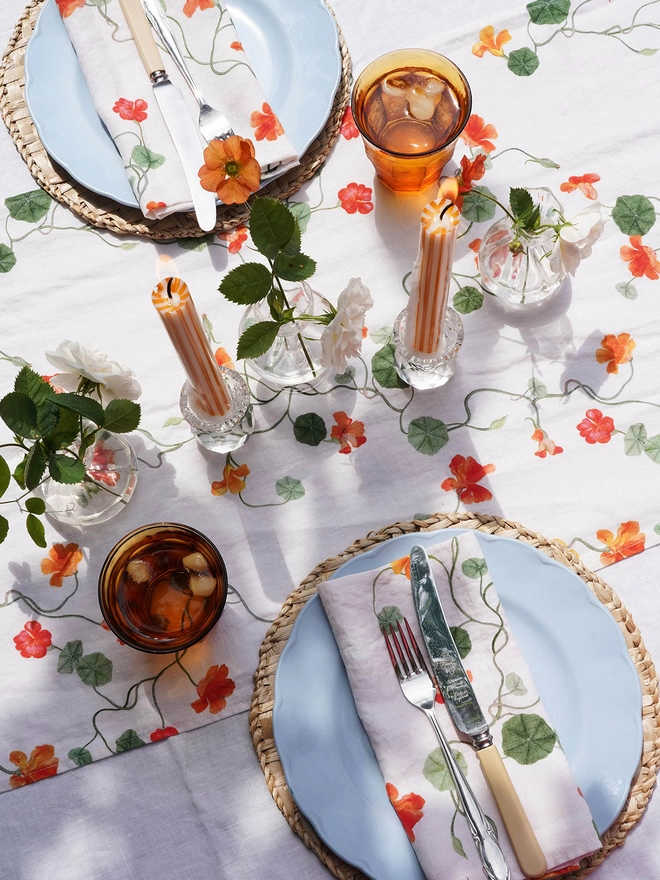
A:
[0,0,351,241]
[250,512,660,880]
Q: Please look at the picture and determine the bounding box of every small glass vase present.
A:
[478,187,565,306]
[35,430,138,526]
[239,281,333,388]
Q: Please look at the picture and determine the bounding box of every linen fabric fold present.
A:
[317,532,600,880]
[57,0,298,218]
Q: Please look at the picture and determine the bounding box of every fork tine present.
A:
[404,618,427,670]
[388,624,411,676]
[382,627,403,680]
[395,620,420,674]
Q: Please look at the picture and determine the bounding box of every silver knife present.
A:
[117,0,216,232]
[410,544,548,879]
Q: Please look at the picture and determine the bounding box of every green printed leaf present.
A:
[616,280,639,300]
[370,326,394,345]
[407,417,449,456]
[0,244,16,273]
[527,0,570,24]
[612,195,656,237]
[0,457,10,498]
[505,672,528,696]
[24,443,46,490]
[236,321,280,360]
[461,186,497,223]
[525,155,560,169]
[220,263,273,305]
[507,47,540,76]
[643,434,660,464]
[5,190,51,223]
[334,366,356,385]
[452,835,467,858]
[461,557,488,579]
[423,746,468,792]
[103,399,141,434]
[450,625,472,659]
[115,729,145,753]
[641,47,659,56]
[501,713,556,764]
[26,513,46,547]
[288,202,311,234]
[273,251,316,282]
[164,416,184,427]
[372,343,408,389]
[0,391,38,438]
[527,377,547,399]
[275,476,305,501]
[131,145,165,170]
[377,605,404,630]
[489,417,507,430]
[68,747,93,767]
[25,497,46,515]
[293,412,326,446]
[57,640,83,674]
[119,242,138,250]
[654,524,660,535]
[453,286,483,314]
[76,652,113,687]
[624,423,647,456]
[55,393,105,426]
[177,234,214,251]
[249,197,295,259]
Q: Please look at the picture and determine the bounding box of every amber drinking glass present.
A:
[99,523,228,653]
[352,48,472,192]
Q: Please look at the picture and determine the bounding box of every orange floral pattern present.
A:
[331,411,367,454]
[576,409,615,444]
[214,347,235,369]
[385,783,425,842]
[620,236,660,280]
[456,154,487,209]
[340,107,360,140]
[441,455,495,504]
[56,0,85,17]
[250,103,284,142]
[468,237,482,267]
[191,664,236,714]
[13,621,52,659]
[460,114,498,154]
[472,26,512,58]
[113,98,148,123]
[230,41,243,51]
[8,745,58,788]
[595,333,636,374]
[198,136,261,205]
[211,461,250,495]
[531,428,563,458]
[559,173,600,200]
[40,543,83,587]
[219,224,248,254]
[597,521,645,566]
[338,183,373,215]
[183,0,214,17]
[391,556,411,579]
[145,200,166,213]
[150,727,179,741]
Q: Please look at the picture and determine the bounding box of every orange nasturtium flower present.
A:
[40,543,83,587]
[56,0,85,17]
[330,411,367,454]
[459,114,498,154]
[559,173,600,200]
[191,664,236,714]
[211,461,250,496]
[214,347,235,369]
[441,455,495,504]
[391,556,411,579]
[250,103,285,142]
[183,0,214,17]
[198,136,261,205]
[620,236,660,280]
[595,333,636,375]
[531,428,563,458]
[576,409,615,444]
[8,745,59,788]
[218,224,248,254]
[472,26,512,58]
[597,521,645,567]
[13,621,52,659]
[385,783,425,842]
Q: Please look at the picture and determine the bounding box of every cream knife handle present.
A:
[477,745,547,879]
[117,0,164,76]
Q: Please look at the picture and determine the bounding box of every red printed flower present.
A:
[455,153,487,209]
[468,237,482,267]
[250,103,284,142]
[576,409,615,444]
[385,783,425,842]
[460,114,498,154]
[472,26,512,58]
[230,41,243,51]
[214,347,235,369]
[150,727,179,742]
[145,201,166,213]
[211,461,250,495]
[40,543,83,587]
[340,106,360,140]
[191,664,236,714]
[56,0,85,17]
[13,621,52,659]
[531,428,563,458]
[331,411,367,454]
[8,745,59,788]
[595,333,636,374]
[183,0,214,16]
[441,455,495,504]
[559,173,600,200]
[218,224,248,254]
[597,521,645,567]
[338,183,373,214]
[113,98,148,123]
[391,556,411,579]
[620,236,660,280]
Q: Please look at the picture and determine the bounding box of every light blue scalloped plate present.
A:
[273,529,643,880]
[24,0,341,208]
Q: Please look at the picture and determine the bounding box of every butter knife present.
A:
[410,544,548,880]
[117,0,217,231]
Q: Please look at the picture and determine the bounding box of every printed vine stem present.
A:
[226,584,276,623]
[370,567,390,617]
[480,580,509,725]
[0,576,104,627]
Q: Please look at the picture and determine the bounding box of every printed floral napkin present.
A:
[57,0,298,218]
[317,532,601,880]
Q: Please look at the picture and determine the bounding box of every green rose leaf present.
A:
[103,399,141,434]
[25,496,46,515]
[293,412,327,446]
[489,417,507,431]
[461,185,497,223]
[177,234,214,251]
[527,0,570,24]
[505,672,528,696]
[275,476,305,501]
[13,459,26,489]
[370,326,394,345]
[57,640,84,674]
[24,442,46,490]
[615,280,638,300]
[452,835,467,858]
[450,625,472,659]
[5,189,51,223]
[44,407,80,451]
[507,47,540,76]
[461,557,488,578]
[15,367,51,406]
[0,457,10,498]
[510,187,534,220]
[282,221,301,257]
[643,434,660,464]
[0,391,39,438]
[220,263,273,305]
[249,197,295,259]
[377,605,404,630]
[0,244,16,274]
[624,423,647,456]
[131,145,165,170]
[68,747,93,767]
[76,652,113,687]
[288,202,311,234]
[453,286,484,315]
[334,366,356,385]
[407,417,449,456]
[612,195,656,237]
[115,729,146,753]
[54,393,105,426]
[0,514,8,544]
[49,453,87,485]
[26,513,46,547]
[273,251,317,282]
[423,746,468,792]
[372,343,408,389]
[236,320,281,360]
[527,377,547,399]
[36,400,59,438]
[501,713,557,764]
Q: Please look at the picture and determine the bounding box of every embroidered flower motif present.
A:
[620,236,660,280]
[597,521,645,566]
[145,201,166,214]
[531,428,563,458]
[338,183,374,215]
[183,0,214,17]
[214,347,235,369]
[472,26,512,58]
[340,106,360,139]
[385,783,425,842]
[40,543,83,587]
[198,136,261,205]
[87,442,119,487]
[150,727,179,742]
[230,41,243,51]
[13,621,52,659]
[595,333,636,374]
[250,103,284,142]
[559,173,600,200]
[441,455,495,504]
[211,461,250,495]
[330,411,367,454]
[8,745,59,788]
[576,409,615,444]
[56,0,85,17]
[468,238,482,267]
[218,224,248,254]
[391,556,411,579]
[191,664,236,714]
[113,98,148,123]
[459,114,498,154]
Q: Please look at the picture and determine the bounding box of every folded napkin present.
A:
[318,532,601,880]
[58,0,298,218]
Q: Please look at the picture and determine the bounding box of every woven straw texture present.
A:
[250,512,659,880]
[0,0,351,241]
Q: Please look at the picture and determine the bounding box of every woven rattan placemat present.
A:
[0,0,350,241]
[250,512,660,880]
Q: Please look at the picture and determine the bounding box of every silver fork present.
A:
[384,620,510,880]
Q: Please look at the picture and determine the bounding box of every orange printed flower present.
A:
[385,783,425,842]
[338,183,373,215]
[218,224,248,254]
[576,409,615,444]
[454,153,487,209]
[113,98,148,123]
[460,114,498,154]
[331,411,367,454]
[8,745,58,788]
[214,347,235,369]
[230,41,243,51]
[340,106,360,140]
[183,0,214,16]
[211,461,250,496]
[145,201,166,213]
[56,0,85,17]
[531,428,563,458]
[198,135,261,205]
[13,621,52,659]
[620,236,660,280]
[472,25,512,58]
[150,727,179,742]
[468,238,482,268]
[595,333,636,374]
[40,543,83,587]
[597,521,645,566]
[441,455,495,504]
[250,103,284,142]
[559,173,600,200]
[362,325,369,339]
[391,556,411,579]
[191,664,236,714]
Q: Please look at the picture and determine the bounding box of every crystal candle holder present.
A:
[393,306,463,389]
[180,367,253,453]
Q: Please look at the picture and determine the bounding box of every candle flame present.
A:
[438,176,459,204]
[155,253,180,282]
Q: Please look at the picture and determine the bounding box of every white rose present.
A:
[320,278,373,372]
[45,341,142,404]
[550,205,605,277]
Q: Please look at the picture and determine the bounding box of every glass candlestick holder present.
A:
[393,306,463,389]
[180,368,253,453]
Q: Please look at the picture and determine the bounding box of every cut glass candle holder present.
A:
[180,368,253,453]
[393,306,463,390]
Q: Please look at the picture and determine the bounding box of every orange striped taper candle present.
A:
[152,277,232,418]
[403,197,460,358]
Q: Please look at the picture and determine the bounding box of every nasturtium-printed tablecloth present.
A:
[1,0,659,808]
